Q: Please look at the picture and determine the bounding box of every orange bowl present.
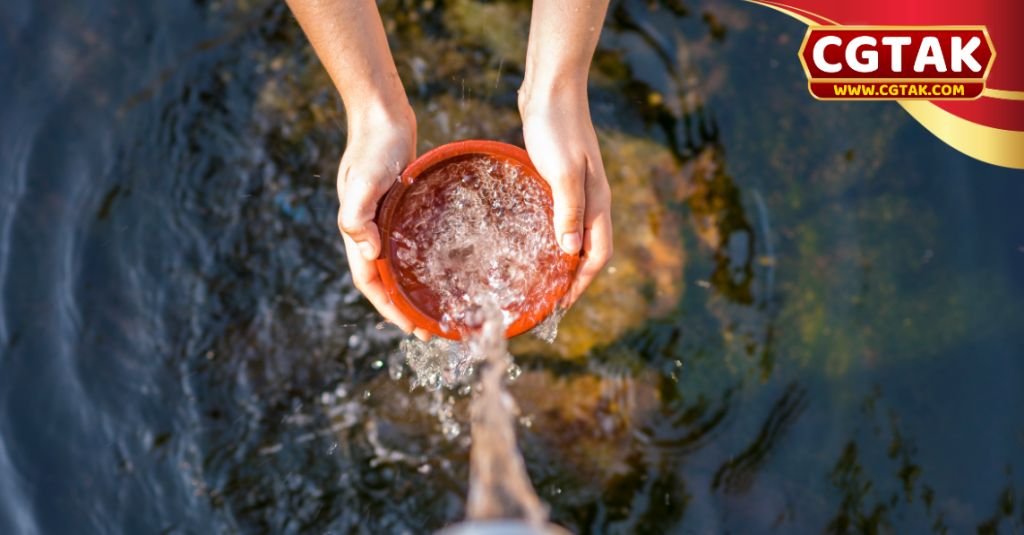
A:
[374,140,579,341]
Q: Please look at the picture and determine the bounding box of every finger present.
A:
[565,174,612,307]
[413,327,432,341]
[539,159,586,256]
[338,169,395,261]
[565,211,612,307]
[342,233,418,334]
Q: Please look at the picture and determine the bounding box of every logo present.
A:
[798,27,996,100]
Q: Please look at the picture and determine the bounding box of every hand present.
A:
[519,87,613,307]
[337,104,432,340]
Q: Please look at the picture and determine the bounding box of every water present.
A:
[461,302,547,525]
[2,0,1024,533]
[389,154,572,336]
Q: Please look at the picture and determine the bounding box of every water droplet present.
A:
[417,463,432,474]
[363,390,371,399]
[348,334,360,347]
[442,420,461,440]
[334,385,348,398]
[675,359,682,367]
[507,363,522,381]
[458,384,471,396]
[372,360,384,369]
[518,416,533,428]
[327,442,337,455]
[320,392,333,405]
[389,362,404,380]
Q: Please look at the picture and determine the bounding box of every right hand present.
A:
[337,103,432,341]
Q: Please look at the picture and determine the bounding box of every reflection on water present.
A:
[1,0,1023,533]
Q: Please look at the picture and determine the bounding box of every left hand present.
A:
[519,86,613,307]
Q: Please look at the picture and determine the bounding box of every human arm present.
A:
[520,0,614,306]
[285,0,430,339]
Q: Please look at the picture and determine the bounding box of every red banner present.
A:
[749,0,1024,169]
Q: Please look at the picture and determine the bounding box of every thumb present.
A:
[544,164,586,256]
[339,174,394,261]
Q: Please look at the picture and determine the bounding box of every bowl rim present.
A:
[374,140,578,341]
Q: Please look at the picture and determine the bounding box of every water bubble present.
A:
[348,334,360,347]
[442,420,461,440]
[518,416,533,428]
[389,362,404,380]
[363,390,371,399]
[327,442,337,455]
[418,464,432,474]
[458,384,471,396]
[390,154,559,343]
[506,363,522,381]
[320,392,333,405]
[372,360,384,369]
[334,385,348,398]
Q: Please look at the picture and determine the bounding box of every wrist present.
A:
[518,78,590,122]
[520,45,593,114]
[346,98,416,139]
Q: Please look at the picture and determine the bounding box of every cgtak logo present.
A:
[798,27,996,100]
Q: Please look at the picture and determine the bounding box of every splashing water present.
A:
[464,301,549,525]
[398,299,555,525]
[389,154,573,336]
[385,154,574,526]
[526,306,568,344]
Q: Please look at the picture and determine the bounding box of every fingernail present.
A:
[561,232,582,254]
[358,241,376,261]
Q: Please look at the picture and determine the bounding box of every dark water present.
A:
[2,0,1023,533]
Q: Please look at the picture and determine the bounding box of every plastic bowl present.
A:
[374,140,579,341]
